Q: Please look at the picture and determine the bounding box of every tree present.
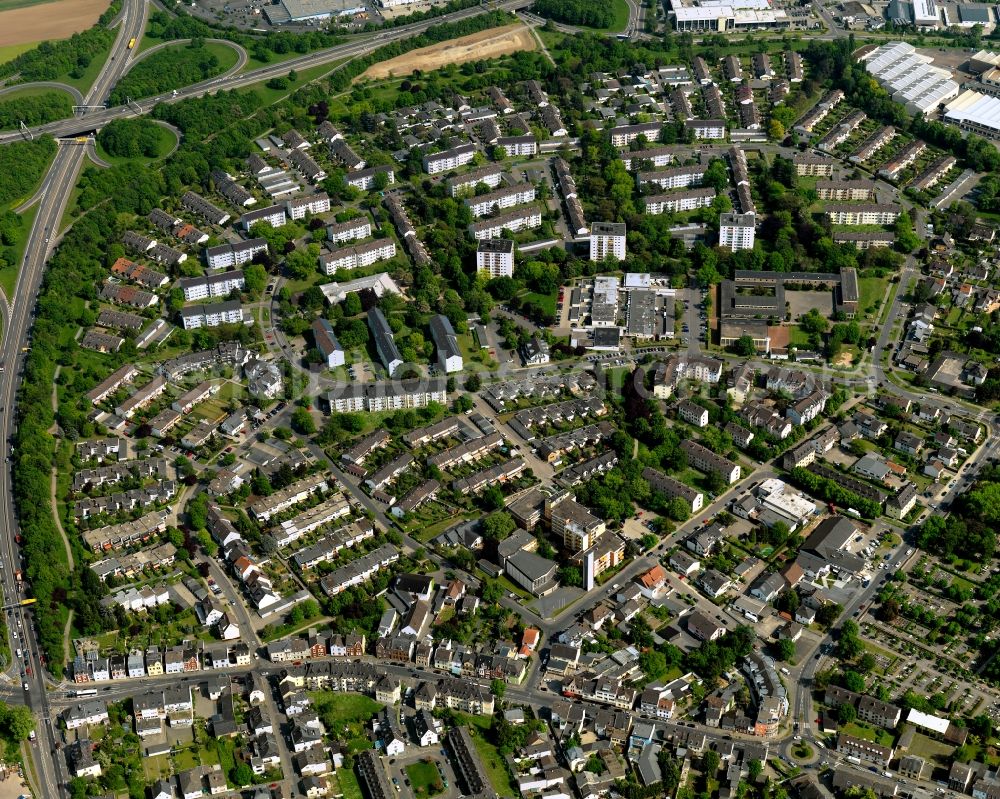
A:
[748,760,763,782]
[482,512,516,541]
[482,580,503,604]
[733,335,756,356]
[816,602,843,628]
[465,373,482,392]
[800,307,829,335]
[705,469,726,494]
[490,679,506,700]
[640,649,668,680]
[291,407,316,435]
[842,670,866,693]
[343,292,363,317]
[0,703,34,741]
[857,653,877,674]
[837,702,857,724]
[704,749,721,775]
[231,763,254,787]
[777,638,796,662]
[768,119,786,140]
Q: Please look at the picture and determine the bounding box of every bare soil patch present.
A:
[0,0,108,47]
[359,23,536,81]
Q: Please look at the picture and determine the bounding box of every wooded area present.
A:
[0,91,73,131]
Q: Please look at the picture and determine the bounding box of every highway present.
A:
[0,0,149,794]
[0,0,530,145]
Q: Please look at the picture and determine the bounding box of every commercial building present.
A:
[944,89,1000,138]
[668,0,789,31]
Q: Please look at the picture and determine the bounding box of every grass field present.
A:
[312,691,382,727]
[246,58,349,106]
[406,760,444,798]
[0,40,38,63]
[95,122,178,166]
[0,0,51,12]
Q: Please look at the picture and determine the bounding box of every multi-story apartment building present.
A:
[816,180,877,201]
[204,238,268,270]
[239,205,287,231]
[467,207,542,240]
[423,144,476,174]
[319,239,396,275]
[179,270,245,301]
[681,440,741,484]
[476,238,514,278]
[286,193,331,220]
[644,188,716,214]
[589,221,627,261]
[179,301,245,330]
[719,212,756,251]
[825,203,900,226]
[464,184,536,218]
[368,307,403,376]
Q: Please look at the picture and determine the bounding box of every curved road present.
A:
[123,36,249,77]
[0,81,84,105]
[0,1,149,796]
[0,0,529,144]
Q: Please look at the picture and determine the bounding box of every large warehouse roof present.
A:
[944,89,1000,136]
[860,41,959,114]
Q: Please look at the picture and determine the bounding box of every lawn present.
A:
[857,276,889,321]
[842,721,894,748]
[406,759,445,798]
[311,691,383,728]
[788,325,814,349]
[338,768,365,799]
[519,290,557,318]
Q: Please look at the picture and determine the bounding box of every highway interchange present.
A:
[0,0,997,796]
